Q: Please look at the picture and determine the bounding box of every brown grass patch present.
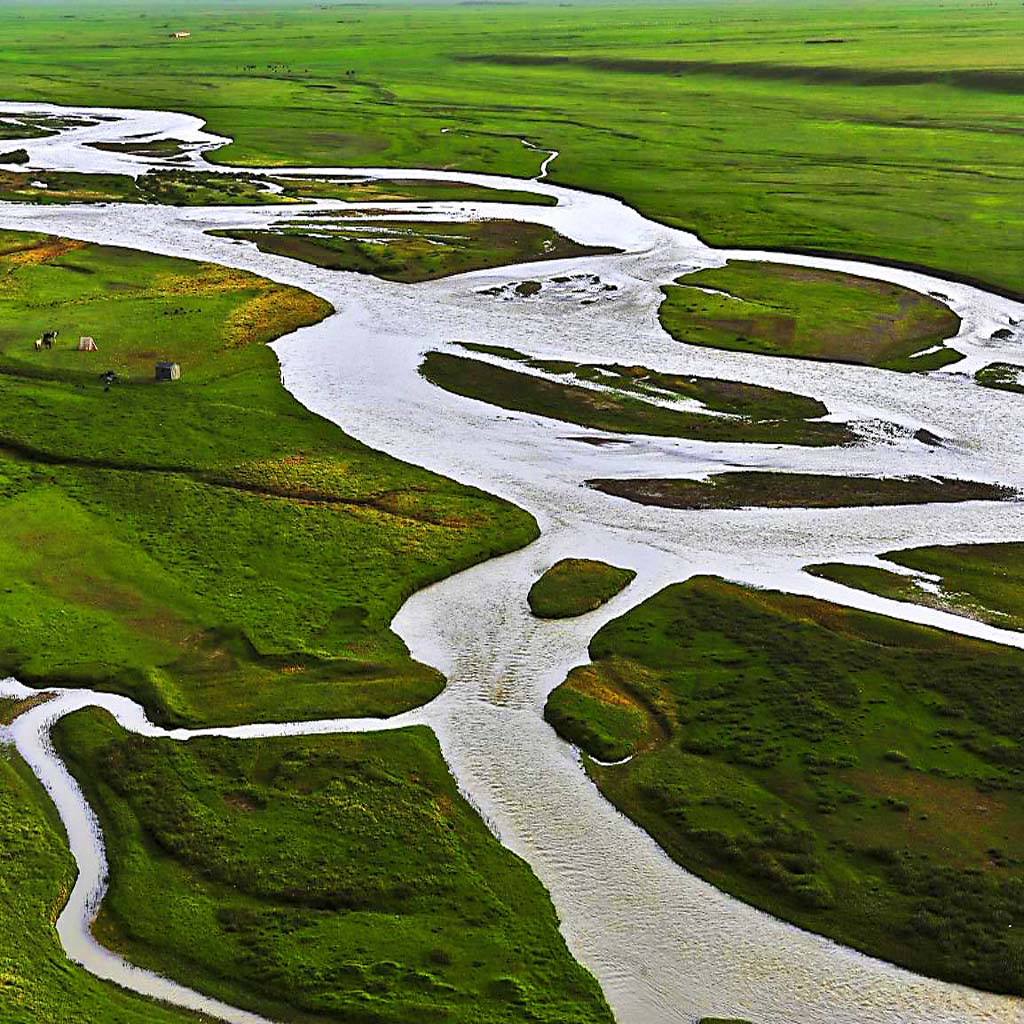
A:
[0,237,86,267]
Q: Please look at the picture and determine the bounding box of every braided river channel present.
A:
[2,101,1024,1024]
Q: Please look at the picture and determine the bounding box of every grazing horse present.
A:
[33,338,42,351]
[42,329,57,350]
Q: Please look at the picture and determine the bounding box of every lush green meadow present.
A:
[52,709,613,1024]
[0,230,537,726]
[528,558,635,619]
[661,261,961,371]
[545,576,1024,993]
[588,472,1013,509]
[809,542,1024,632]
[0,1,1020,295]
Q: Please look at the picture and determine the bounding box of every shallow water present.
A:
[2,101,1024,1024]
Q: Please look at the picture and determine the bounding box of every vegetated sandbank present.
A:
[975,362,1024,396]
[48,708,615,1024]
[420,351,856,447]
[528,558,636,618]
[588,472,1015,510]
[659,261,962,371]
[545,576,1024,994]
[212,219,614,284]
[808,541,1024,633]
[0,228,537,728]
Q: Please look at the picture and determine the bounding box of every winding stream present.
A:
[1,101,1024,1024]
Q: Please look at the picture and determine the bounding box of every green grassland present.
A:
[421,352,854,447]
[0,230,537,726]
[0,2,1020,296]
[809,542,1024,632]
[214,219,612,283]
[588,472,1013,509]
[976,363,1024,396]
[660,261,961,371]
[545,576,1024,994]
[0,746,201,1024]
[527,558,636,619]
[51,708,613,1024]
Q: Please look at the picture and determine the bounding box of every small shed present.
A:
[78,336,98,352]
[155,361,181,381]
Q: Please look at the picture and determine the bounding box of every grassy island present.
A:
[659,262,961,371]
[214,219,613,284]
[588,472,1013,510]
[528,558,636,619]
[546,576,1024,994]
[52,709,614,1024]
[421,352,855,447]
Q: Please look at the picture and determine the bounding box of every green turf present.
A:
[0,2,1019,296]
[0,230,538,726]
[545,575,1024,994]
[51,708,614,1024]
[421,352,855,446]
[808,542,1024,632]
[213,218,613,283]
[976,363,1024,396]
[659,261,961,371]
[528,558,636,619]
[0,746,199,1023]
[588,472,1014,509]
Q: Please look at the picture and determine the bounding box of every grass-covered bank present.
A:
[0,2,1019,297]
[0,230,538,726]
[809,542,1024,633]
[0,745,199,1023]
[588,472,1013,510]
[52,709,614,1024]
[528,558,636,619]
[421,352,855,447]
[660,262,961,371]
[545,576,1024,994]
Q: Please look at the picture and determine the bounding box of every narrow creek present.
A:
[1,101,1024,1024]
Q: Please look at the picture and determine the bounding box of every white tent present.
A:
[78,336,98,352]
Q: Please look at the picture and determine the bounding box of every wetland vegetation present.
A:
[545,576,1024,993]
[0,229,537,727]
[528,558,636,619]
[588,472,1014,510]
[659,261,961,371]
[809,543,1024,633]
[421,352,856,447]
[976,363,1024,396]
[214,219,612,284]
[50,709,614,1024]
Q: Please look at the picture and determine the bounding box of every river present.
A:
[1,100,1023,1024]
